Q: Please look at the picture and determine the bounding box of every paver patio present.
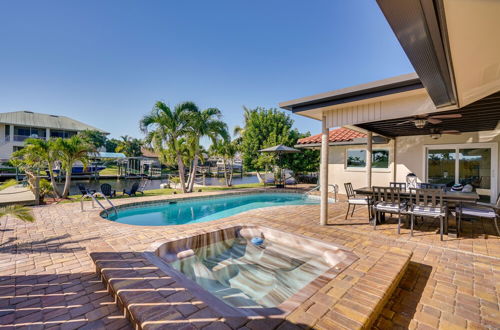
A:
[0,189,499,329]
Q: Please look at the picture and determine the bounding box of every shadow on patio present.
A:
[0,272,130,329]
[0,233,98,254]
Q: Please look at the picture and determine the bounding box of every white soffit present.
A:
[291,88,432,122]
[444,0,500,107]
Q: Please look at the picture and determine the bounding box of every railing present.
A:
[80,191,118,217]
[304,184,338,203]
[1,135,47,143]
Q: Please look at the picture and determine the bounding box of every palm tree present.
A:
[19,138,61,197]
[0,205,35,223]
[55,136,95,198]
[116,135,143,157]
[186,108,228,192]
[141,101,197,193]
[209,138,237,187]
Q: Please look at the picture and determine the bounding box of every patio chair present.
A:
[100,183,116,198]
[123,182,140,197]
[408,188,447,240]
[420,183,446,190]
[458,194,500,236]
[77,183,95,196]
[390,182,406,190]
[372,186,407,233]
[137,179,148,195]
[284,174,297,187]
[344,183,371,221]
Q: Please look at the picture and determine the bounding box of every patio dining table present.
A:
[354,186,479,203]
[354,186,480,237]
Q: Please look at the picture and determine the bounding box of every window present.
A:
[14,126,31,137]
[50,130,76,138]
[346,149,366,168]
[372,149,389,168]
[346,149,390,169]
[50,130,64,138]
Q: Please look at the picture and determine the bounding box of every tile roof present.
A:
[297,127,366,145]
[141,147,158,158]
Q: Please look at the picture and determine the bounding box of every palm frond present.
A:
[0,205,35,222]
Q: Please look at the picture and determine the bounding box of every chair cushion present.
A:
[461,207,496,218]
[410,205,445,217]
[348,198,369,205]
[375,202,406,212]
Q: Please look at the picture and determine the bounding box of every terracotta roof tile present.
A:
[297,127,366,144]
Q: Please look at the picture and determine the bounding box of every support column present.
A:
[320,115,329,226]
[366,131,373,188]
[393,137,397,182]
[46,128,50,140]
[9,125,14,141]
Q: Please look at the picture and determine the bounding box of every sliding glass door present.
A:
[459,148,491,201]
[426,144,497,202]
[427,149,456,186]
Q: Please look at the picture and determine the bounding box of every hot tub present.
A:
[145,225,358,317]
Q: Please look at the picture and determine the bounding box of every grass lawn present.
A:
[59,182,266,203]
[99,166,119,176]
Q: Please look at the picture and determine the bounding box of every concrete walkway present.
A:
[0,185,36,206]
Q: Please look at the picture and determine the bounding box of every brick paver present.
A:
[0,188,498,329]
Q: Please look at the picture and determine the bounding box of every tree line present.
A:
[11,101,319,199]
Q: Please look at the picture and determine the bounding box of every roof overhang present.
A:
[296,135,390,149]
[377,0,500,109]
[279,73,425,120]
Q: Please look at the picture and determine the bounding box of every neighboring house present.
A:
[0,111,108,161]
[140,147,159,160]
[280,0,500,227]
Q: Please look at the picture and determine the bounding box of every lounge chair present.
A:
[284,175,297,186]
[137,179,148,195]
[123,182,140,197]
[100,183,116,197]
[77,183,95,196]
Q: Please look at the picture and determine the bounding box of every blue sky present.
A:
[0,1,414,140]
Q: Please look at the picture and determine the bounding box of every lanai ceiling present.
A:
[356,91,500,137]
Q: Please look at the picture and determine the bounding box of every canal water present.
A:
[59,175,259,195]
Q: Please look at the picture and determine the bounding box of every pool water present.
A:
[107,193,319,226]
[170,236,331,308]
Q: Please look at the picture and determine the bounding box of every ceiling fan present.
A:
[396,113,462,128]
[429,128,461,139]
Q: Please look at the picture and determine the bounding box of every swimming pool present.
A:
[106,193,319,226]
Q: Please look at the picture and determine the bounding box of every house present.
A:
[280,0,500,224]
[0,111,108,161]
[296,127,395,190]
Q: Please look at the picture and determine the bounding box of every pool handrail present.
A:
[80,191,118,217]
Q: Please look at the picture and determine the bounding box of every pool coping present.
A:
[99,189,334,223]
[91,220,412,329]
